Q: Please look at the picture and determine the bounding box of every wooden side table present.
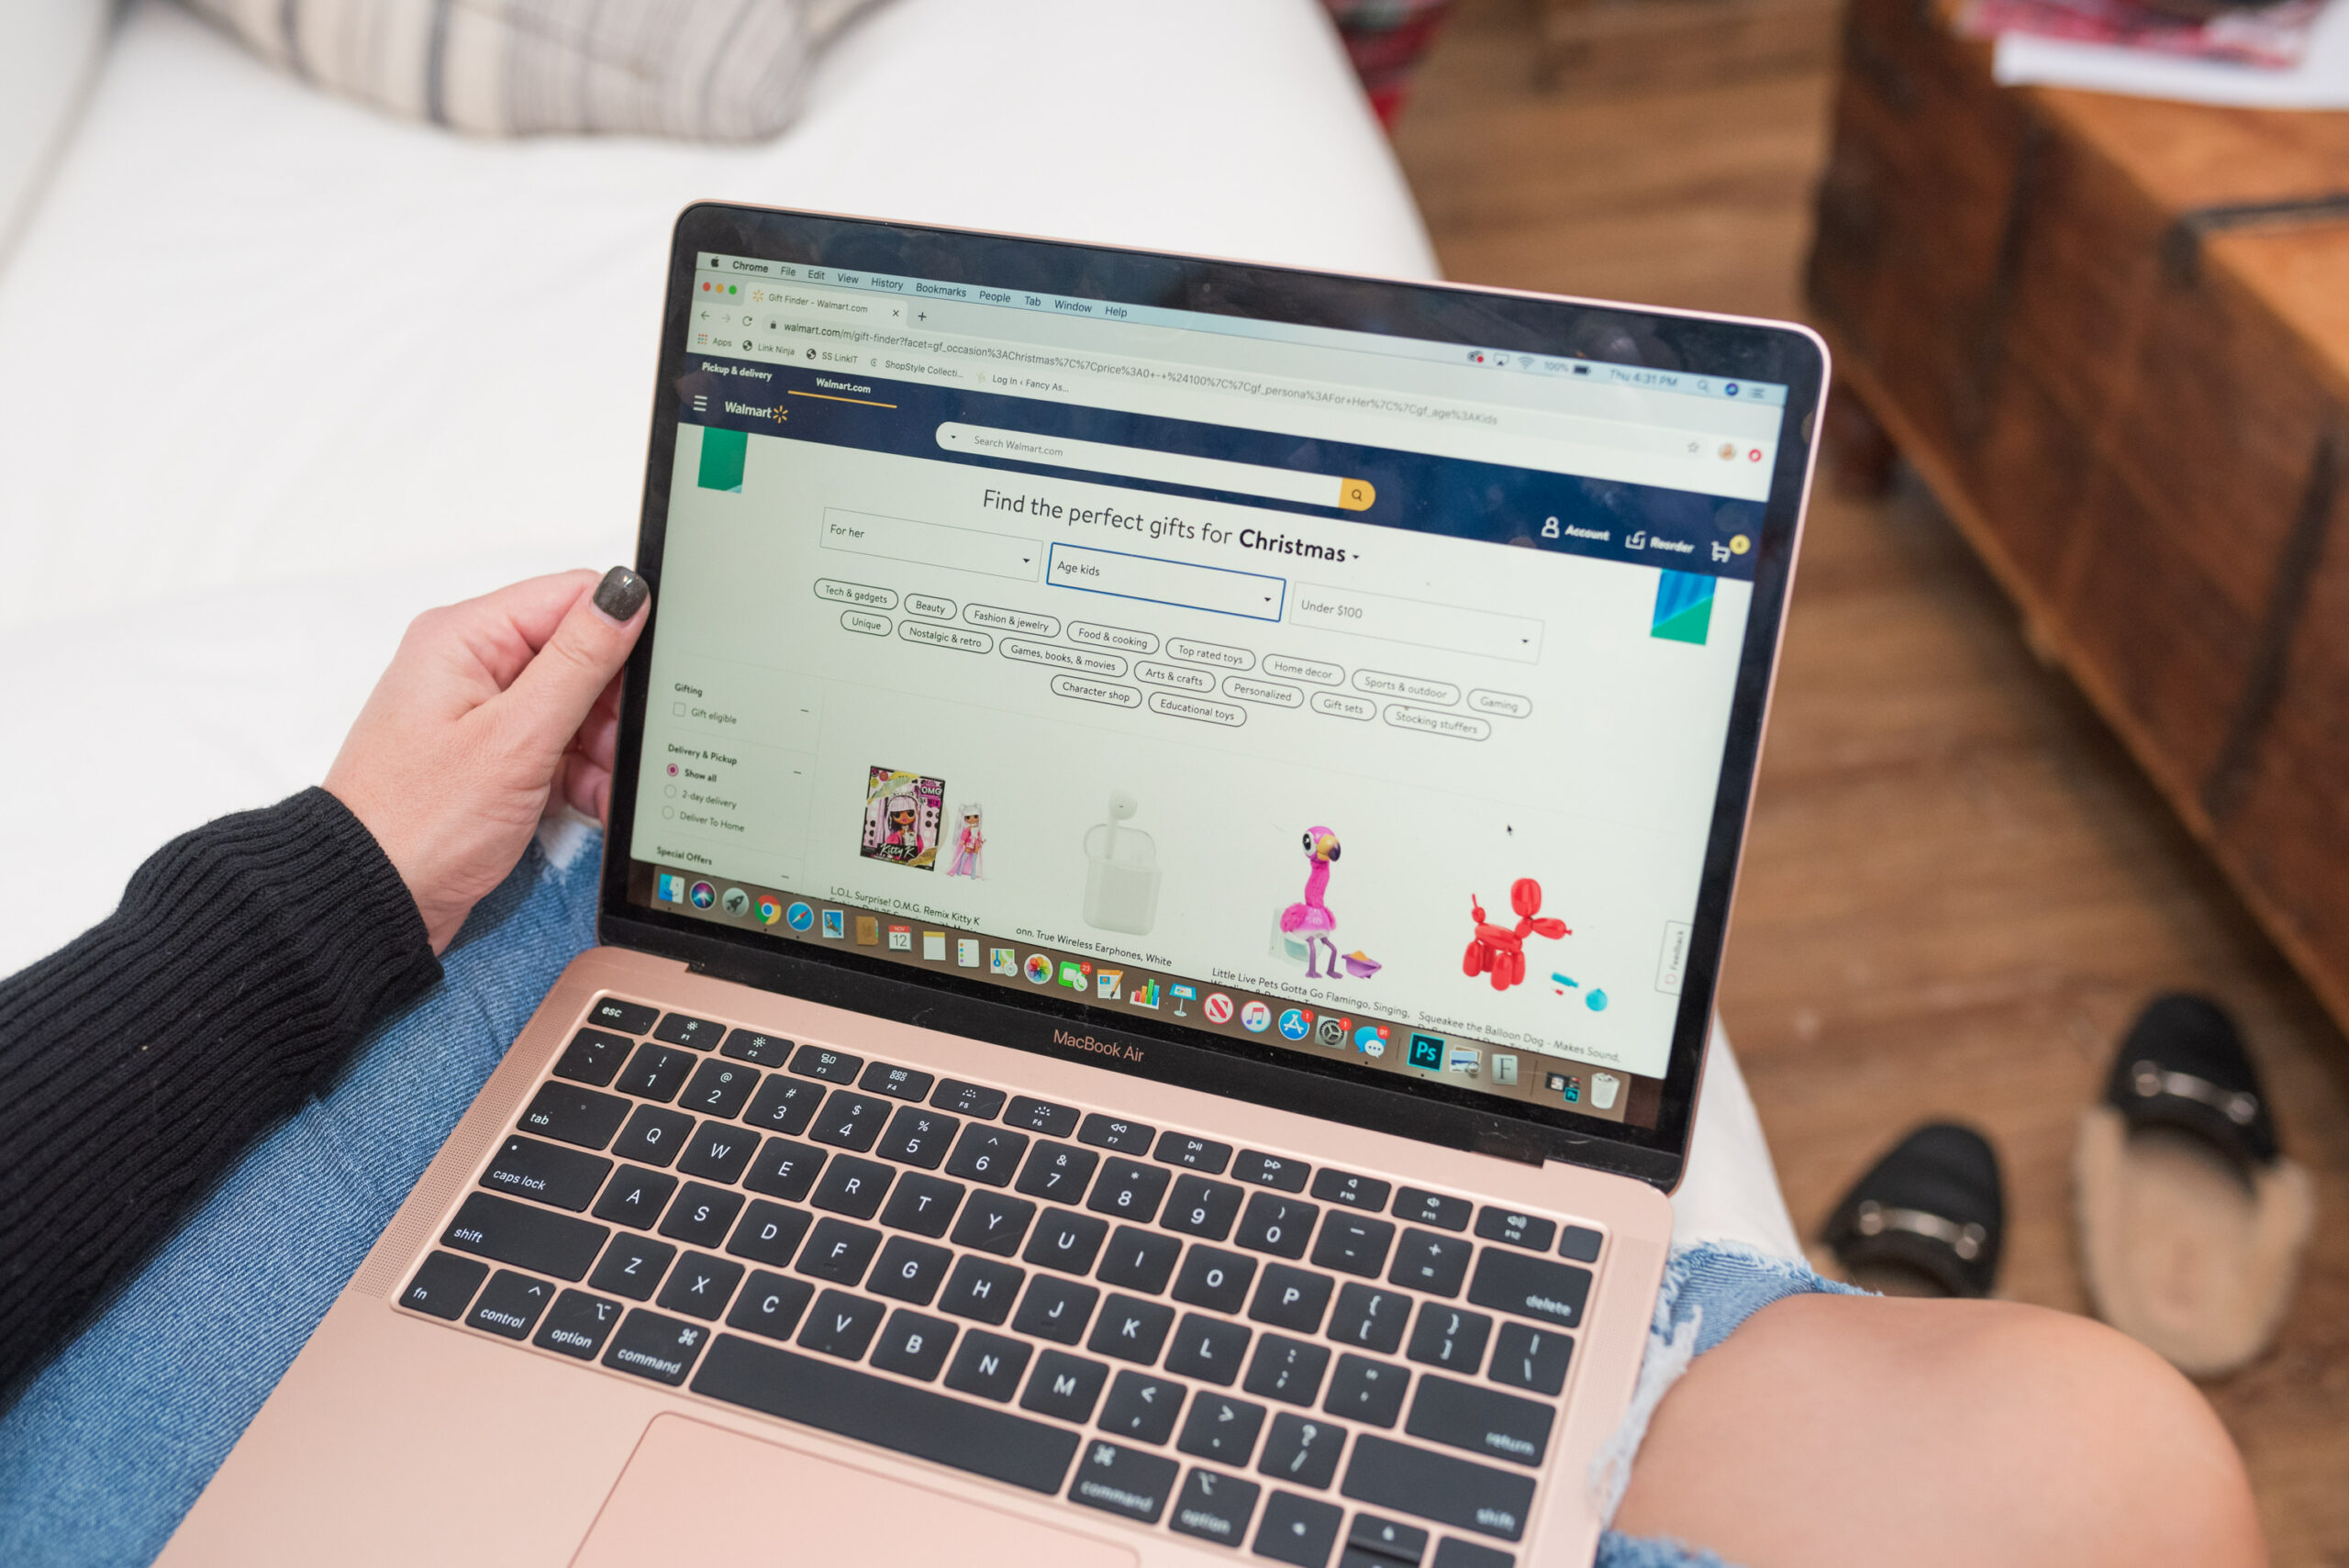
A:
[1805,0,2349,1029]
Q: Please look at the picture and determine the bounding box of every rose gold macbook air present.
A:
[161,205,1824,1568]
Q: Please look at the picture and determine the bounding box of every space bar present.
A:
[692,1334,1082,1495]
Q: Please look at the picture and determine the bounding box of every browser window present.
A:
[628,254,1789,1125]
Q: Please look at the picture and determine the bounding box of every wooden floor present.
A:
[1389,5,2349,1562]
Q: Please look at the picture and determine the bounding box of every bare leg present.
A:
[1613,1295,2263,1568]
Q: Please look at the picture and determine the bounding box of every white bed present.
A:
[0,0,1801,1259]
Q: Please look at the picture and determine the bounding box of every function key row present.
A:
[579,998,1603,1264]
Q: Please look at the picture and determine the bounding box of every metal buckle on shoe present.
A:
[1854,1199,1987,1261]
[2131,1060,2258,1126]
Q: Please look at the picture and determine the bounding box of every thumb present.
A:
[495,565,650,768]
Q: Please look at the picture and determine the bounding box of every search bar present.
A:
[938,422,1375,512]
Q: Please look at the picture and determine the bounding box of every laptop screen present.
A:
[615,212,1812,1154]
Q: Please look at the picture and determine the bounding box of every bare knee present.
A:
[1614,1294,2264,1568]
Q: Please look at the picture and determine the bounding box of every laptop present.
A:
[163,204,1823,1568]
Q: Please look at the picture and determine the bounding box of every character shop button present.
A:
[901,623,992,654]
[815,579,897,609]
[1384,705,1491,740]
[1052,675,1141,709]
[1002,638,1128,677]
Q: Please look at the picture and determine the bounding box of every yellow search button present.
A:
[1338,479,1376,511]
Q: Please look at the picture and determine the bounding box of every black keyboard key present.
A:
[1405,1305,1490,1374]
[1015,1141,1098,1203]
[1154,1131,1233,1173]
[797,1289,886,1360]
[400,1251,487,1319]
[480,1134,610,1212]
[1489,1322,1574,1396]
[1023,1207,1109,1274]
[1164,1174,1245,1241]
[944,1124,1029,1187]
[1165,1313,1252,1385]
[796,1218,883,1284]
[1079,1114,1154,1155]
[1237,1194,1319,1260]
[1250,1264,1335,1333]
[725,1200,812,1267]
[871,1307,957,1381]
[590,1233,675,1300]
[720,1029,795,1067]
[951,1190,1035,1256]
[652,1011,722,1050]
[1087,1158,1171,1225]
[440,1192,608,1281]
[1388,1230,1474,1297]
[1172,1467,1261,1548]
[1013,1274,1098,1344]
[1313,1213,1397,1280]
[1340,1435,1534,1542]
[1257,1491,1345,1567]
[602,1307,711,1385]
[743,1137,826,1203]
[678,1058,759,1119]
[1392,1189,1471,1232]
[1431,1539,1514,1568]
[1007,1095,1081,1137]
[945,1331,1032,1402]
[1329,1284,1412,1355]
[593,1166,679,1229]
[1087,1294,1176,1364]
[870,1235,953,1306]
[1311,1169,1390,1212]
[1558,1226,1604,1264]
[1473,1208,1555,1253]
[1325,1354,1410,1428]
[876,1106,960,1170]
[657,1251,745,1321]
[676,1120,758,1184]
[611,1104,696,1167]
[1177,1392,1266,1465]
[1069,1439,1179,1524]
[1407,1375,1553,1467]
[726,1270,814,1341]
[742,1074,822,1136]
[1234,1151,1310,1193]
[1466,1250,1593,1330]
[1260,1412,1348,1490]
[879,1172,965,1237]
[614,1041,696,1102]
[1350,1514,1431,1565]
[658,1183,744,1249]
[552,1029,631,1087]
[811,1090,892,1152]
[932,1079,1006,1118]
[1245,1336,1330,1407]
[1021,1350,1109,1422]
[1097,1226,1182,1295]
[1100,1371,1187,1443]
[789,1043,863,1084]
[696,1333,1077,1493]
[534,1288,622,1359]
[588,996,659,1034]
[810,1154,894,1219]
[518,1083,629,1151]
[939,1255,1024,1325]
[860,1061,933,1101]
[1174,1246,1257,1315]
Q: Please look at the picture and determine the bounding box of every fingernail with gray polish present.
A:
[594,565,649,622]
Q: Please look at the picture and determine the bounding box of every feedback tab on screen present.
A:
[1046,543,1285,622]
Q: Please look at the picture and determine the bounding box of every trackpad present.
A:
[572,1414,1139,1568]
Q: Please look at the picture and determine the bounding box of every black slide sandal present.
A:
[1820,1123,2005,1298]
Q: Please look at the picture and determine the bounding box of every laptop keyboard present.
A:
[400,996,1609,1568]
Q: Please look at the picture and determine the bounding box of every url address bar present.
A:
[936,423,1375,512]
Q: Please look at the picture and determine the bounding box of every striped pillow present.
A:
[182,0,874,139]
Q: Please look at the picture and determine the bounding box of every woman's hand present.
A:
[325,567,650,952]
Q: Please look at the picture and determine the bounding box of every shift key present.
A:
[441,1192,609,1281]
[1465,1249,1592,1330]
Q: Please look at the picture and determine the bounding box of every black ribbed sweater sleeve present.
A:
[0,787,441,1396]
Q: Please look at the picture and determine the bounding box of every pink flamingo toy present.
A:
[1464,878,1569,992]
[1279,827,1343,978]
